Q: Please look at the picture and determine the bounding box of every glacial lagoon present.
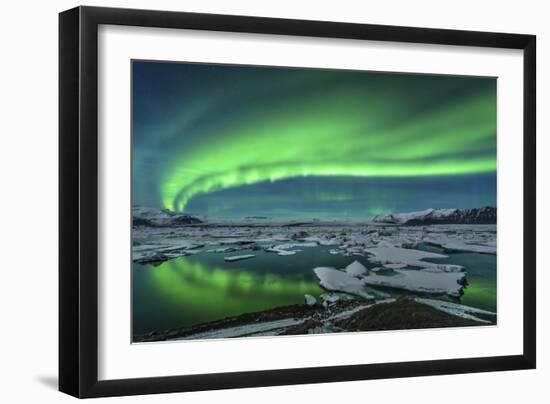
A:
[132,243,496,336]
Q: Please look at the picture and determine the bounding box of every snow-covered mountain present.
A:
[132,206,202,227]
[371,207,496,225]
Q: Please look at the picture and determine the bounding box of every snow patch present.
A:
[415,298,495,323]
[172,318,305,340]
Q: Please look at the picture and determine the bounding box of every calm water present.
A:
[419,243,497,312]
[132,244,496,336]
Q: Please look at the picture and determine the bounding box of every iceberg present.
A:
[344,260,369,277]
[313,267,375,299]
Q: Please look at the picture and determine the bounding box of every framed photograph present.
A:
[59,6,536,398]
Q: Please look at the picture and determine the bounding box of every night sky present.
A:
[132,61,496,219]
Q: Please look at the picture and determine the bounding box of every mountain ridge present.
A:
[371,207,496,225]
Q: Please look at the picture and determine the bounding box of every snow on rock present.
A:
[173,318,305,340]
[132,241,203,262]
[345,260,369,277]
[327,298,397,321]
[415,298,495,323]
[363,269,466,297]
[224,254,256,262]
[132,206,202,227]
[313,267,376,299]
[372,207,496,225]
[365,246,463,272]
[304,294,317,306]
[372,208,441,224]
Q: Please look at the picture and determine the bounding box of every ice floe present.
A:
[383,263,408,269]
[313,267,376,299]
[224,254,256,262]
[365,246,463,272]
[424,234,496,255]
[265,242,318,256]
[363,269,466,297]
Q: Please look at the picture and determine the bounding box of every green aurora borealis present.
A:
[132,61,497,217]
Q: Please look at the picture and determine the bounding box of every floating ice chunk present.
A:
[224,254,255,262]
[362,269,466,297]
[265,246,296,256]
[419,266,463,273]
[313,267,375,299]
[424,234,496,255]
[207,247,237,253]
[157,243,203,252]
[304,294,317,306]
[376,240,398,248]
[383,263,408,269]
[133,252,169,264]
[304,236,340,246]
[365,246,463,271]
[370,267,382,272]
[265,242,317,256]
[132,240,203,261]
[132,244,167,253]
[345,260,368,277]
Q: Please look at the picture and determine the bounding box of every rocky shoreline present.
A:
[134,296,496,343]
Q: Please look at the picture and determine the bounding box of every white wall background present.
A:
[0,0,546,402]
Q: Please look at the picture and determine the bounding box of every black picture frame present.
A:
[59,5,536,398]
